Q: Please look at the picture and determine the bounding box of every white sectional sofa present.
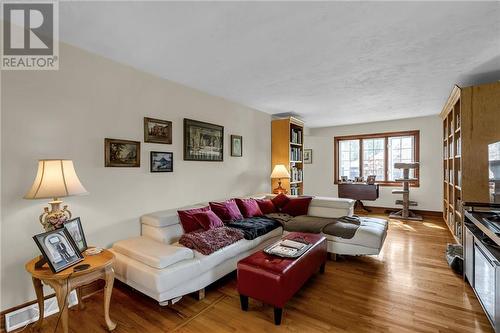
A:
[110,195,388,305]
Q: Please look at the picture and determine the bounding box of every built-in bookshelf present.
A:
[440,82,500,244]
[272,117,304,195]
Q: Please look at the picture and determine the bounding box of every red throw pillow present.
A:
[235,198,263,218]
[255,199,277,214]
[193,210,224,230]
[178,206,210,233]
[281,197,313,217]
[209,199,243,222]
[271,193,291,211]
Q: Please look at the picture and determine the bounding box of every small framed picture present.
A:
[33,228,84,273]
[355,176,364,183]
[144,117,172,144]
[304,149,312,164]
[150,151,173,172]
[105,138,140,167]
[367,175,376,185]
[231,135,243,157]
[63,217,88,252]
[340,176,348,183]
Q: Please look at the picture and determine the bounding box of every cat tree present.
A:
[389,162,422,221]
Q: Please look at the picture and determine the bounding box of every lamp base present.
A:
[39,198,72,231]
[273,185,288,195]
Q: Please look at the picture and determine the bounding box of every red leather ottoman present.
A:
[237,232,327,325]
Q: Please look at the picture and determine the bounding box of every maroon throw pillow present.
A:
[271,193,291,211]
[209,199,243,222]
[281,197,313,217]
[178,206,210,233]
[193,210,224,230]
[235,198,264,218]
[255,199,277,214]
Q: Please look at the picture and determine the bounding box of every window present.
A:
[334,130,419,186]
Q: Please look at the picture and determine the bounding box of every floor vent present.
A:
[4,290,78,332]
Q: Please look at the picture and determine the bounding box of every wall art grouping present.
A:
[105,117,241,168]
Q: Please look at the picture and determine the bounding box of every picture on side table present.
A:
[144,117,172,144]
[105,138,141,167]
[63,217,88,252]
[150,151,173,172]
[231,135,243,157]
[184,118,224,161]
[304,149,312,164]
[33,228,84,273]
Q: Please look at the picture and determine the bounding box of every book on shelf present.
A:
[290,166,303,183]
[290,129,302,144]
[290,147,302,161]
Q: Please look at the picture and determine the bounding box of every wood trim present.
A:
[440,85,461,119]
[334,130,420,187]
[357,205,443,218]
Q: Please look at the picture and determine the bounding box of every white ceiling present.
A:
[59,1,500,128]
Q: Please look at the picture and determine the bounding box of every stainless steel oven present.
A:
[464,205,500,333]
[473,239,500,330]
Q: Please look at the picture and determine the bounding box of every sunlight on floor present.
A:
[422,222,446,230]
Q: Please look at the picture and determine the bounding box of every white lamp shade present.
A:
[24,160,88,200]
[270,164,290,179]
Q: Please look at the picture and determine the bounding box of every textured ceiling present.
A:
[59,1,500,127]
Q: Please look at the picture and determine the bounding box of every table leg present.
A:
[55,281,69,333]
[239,295,248,311]
[76,287,85,310]
[274,307,283,325]
[103,266,117,331]
[355,200,371,212]
[32,277,44,331]
[320,262,326,274]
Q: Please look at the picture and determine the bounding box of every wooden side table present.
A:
[25,249,117,333]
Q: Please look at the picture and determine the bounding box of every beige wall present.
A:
[0,43,271,310]
[303,115,443,211]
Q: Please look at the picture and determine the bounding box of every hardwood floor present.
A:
[24,214,493,333]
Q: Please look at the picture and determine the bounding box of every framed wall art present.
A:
[150,151,173,172]
[144,117,172,144]
[231,135,242,157]
[104,138,140,167]
[183,118,224,161]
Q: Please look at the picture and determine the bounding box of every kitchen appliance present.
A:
[489,141,500,203]
[464,203,500,333]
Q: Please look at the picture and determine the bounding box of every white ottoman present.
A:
[323,217,388,256]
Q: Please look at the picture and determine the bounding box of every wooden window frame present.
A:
[334,130,420,187]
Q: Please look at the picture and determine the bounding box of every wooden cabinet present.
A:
[271,117,304,195]
[440,82,500,244]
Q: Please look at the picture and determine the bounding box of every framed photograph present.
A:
[304,149,312,164]
[33,228,84,273]
[367,175,376,185]
[150,151,173,172]
[105,138,140,167]
[231,135,243,157]
[355,176,364,183]
[144,117,172,144]
[63,217,88,252]
[183,118,224,161]
[340,176,348,183]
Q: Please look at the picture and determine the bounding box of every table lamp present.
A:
[24,160,88,231]
[271,164,290,194]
